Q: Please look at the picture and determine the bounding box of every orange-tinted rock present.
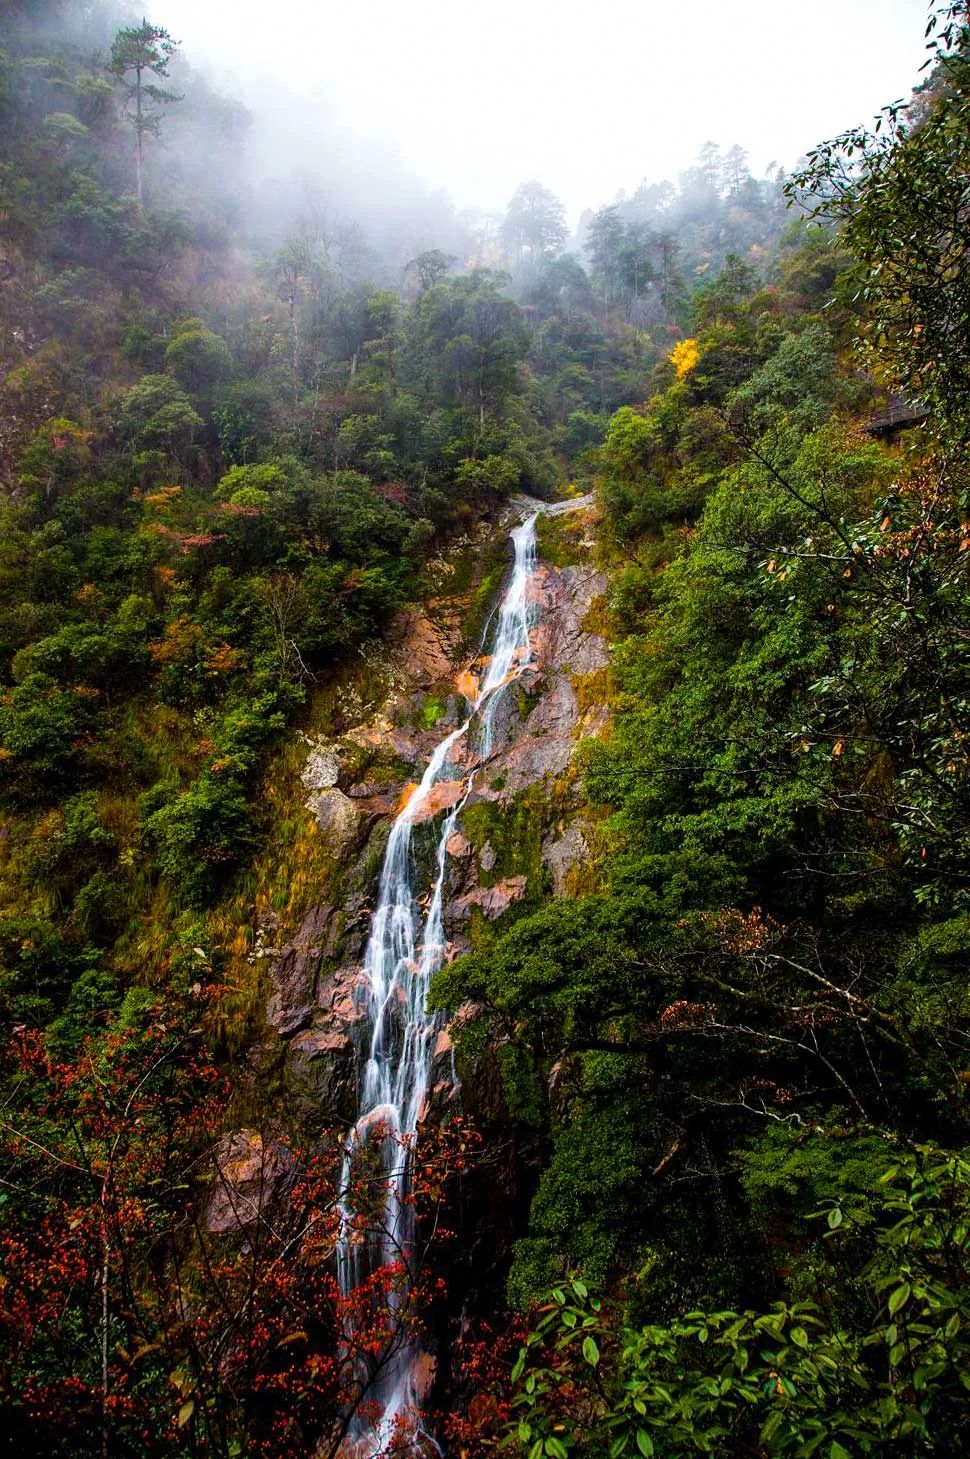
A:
[407,778,467,823]
[392,607,457,684]
[451,876,527,922]
[205,1130,294,1234]
[434,1026,453,1059]
[396,781,420,815]
[455,668,479,701]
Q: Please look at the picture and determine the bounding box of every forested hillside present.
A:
[0,1,968,1456]
[435,10,970,1455]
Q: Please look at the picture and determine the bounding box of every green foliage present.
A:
[443,184,970,1373]
[502,181,568,262]
[453,452,521,505]
[509,1095,657,1302]
[737,1127,900,1231]
[0,671,96,785]
[4,9,969,1453]
[789,5,970,447]
[726,324,852,433]
[141,693,286,906]
[164,321,233,401]
[109,18,180,203]
[118,372,202,457]
[0,913,85,1024]
[216,456,306,500]
[508,1148,970,1457]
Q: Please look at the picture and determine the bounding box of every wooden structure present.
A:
[865,394,929,438]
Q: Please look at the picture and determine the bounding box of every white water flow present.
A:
[336,513,539,1450]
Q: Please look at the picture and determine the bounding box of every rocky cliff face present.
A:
[256,501,608,1136]
[203,502,609,1432]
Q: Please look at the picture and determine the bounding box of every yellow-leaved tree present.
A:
[669,337,700,378]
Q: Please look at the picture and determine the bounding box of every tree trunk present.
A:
[101,1178,110,1459]
[134,67,144,209]
[289,292,299,412]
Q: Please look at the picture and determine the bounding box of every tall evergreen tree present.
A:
[109,18,181,208]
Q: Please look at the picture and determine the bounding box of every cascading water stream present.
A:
[336,513,539,1452]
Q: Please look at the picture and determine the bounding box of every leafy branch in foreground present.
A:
[0,991,478,1458]
[505,1147,970,1457]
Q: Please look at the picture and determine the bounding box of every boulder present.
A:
[445,829,472,859]
[204,1129,295,1234]
[307,786,361,855]
[301,740,341,792]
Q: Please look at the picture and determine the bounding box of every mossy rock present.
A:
[536,508,594,569]
[459,786,548,890]
[418,691,447,731]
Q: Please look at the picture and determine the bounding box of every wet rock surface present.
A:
[464,561,607,802]
[285,1022,358,1124]
[333,1420,439,1459]
[270,500,608,1129]
[247,499,608,1450]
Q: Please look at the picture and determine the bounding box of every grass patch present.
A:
[420,692,447,731]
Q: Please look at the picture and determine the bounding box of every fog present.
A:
[157,0,928,222]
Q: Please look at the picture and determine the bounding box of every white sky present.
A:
[159,0,931,222]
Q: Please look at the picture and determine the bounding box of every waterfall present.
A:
[336,513,539,1452]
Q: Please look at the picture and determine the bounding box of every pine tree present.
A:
[109,19,181,208]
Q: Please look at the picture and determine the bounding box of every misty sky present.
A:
[160,0,930,221]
